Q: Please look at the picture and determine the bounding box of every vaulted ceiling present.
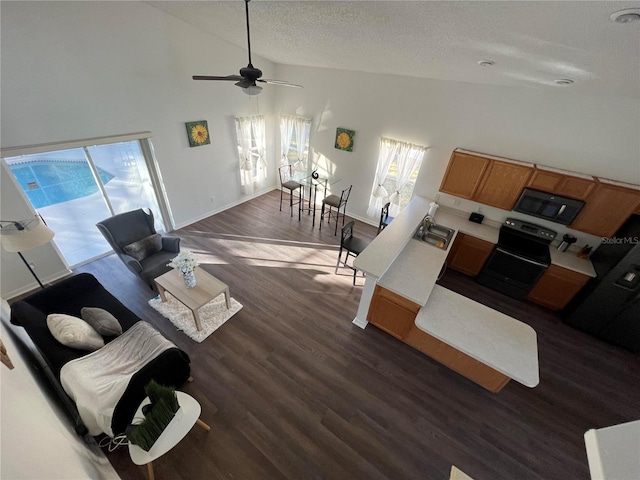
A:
[148,1,640,98]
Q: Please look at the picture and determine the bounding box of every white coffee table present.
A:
[129,391,210,480]
[154,268,231,331]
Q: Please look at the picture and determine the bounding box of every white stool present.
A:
[128,391,210,480]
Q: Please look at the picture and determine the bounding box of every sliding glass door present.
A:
[3,138,166,267]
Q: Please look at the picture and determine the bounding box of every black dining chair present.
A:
[320,184,352,235]
[335,221,370,285]
[377,201,394,235]
[278,165,302,218]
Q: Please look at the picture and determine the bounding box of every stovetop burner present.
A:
[498,218,557,265]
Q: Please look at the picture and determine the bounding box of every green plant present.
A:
[127,381,179,451]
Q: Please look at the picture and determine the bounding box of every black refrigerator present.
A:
[564,214,640,352]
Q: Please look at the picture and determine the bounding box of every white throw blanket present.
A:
[60,321,175,437]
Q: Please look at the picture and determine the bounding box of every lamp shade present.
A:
[0,219,55,253]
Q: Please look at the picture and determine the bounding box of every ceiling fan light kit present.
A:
[609,8,640,24]
[192,0,302,94]
[243,85,263,95]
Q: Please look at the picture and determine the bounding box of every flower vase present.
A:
[182,269,197,288]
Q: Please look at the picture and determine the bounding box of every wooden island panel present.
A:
[403,323,511,393]
[367,285,420,340]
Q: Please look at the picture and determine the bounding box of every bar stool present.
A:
[320,184,352,235]
[278,165,302,218]
[377,201,394,234]
[335,221,370,285]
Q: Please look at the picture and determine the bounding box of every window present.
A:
[382,158,420,210]
[367,137,427,217]
[2,133,168,266]
[280,115,311,171]
[235,115,267,195]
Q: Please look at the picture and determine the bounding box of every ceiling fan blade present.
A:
[235,78,255,88]
[192,75,244,81]
[258,79,303,88]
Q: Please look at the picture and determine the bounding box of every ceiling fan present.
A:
[192,0,302,95]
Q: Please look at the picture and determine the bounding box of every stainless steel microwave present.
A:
[513,188,585,225]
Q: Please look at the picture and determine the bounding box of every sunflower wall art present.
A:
[185,120,210,147]
[334,128,355,152]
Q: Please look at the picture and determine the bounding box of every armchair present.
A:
[96,209,180,288]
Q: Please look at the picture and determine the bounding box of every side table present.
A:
[128,391,210,480]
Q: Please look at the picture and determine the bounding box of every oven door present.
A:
[477,247,549,298]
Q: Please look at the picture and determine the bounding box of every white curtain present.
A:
[253,115,267,189]
[294,117,309,173]
[366,137,399,217]
[235,116,254,195]
[279,115,295,166]
[389,142,427,216]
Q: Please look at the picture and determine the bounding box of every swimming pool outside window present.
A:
[3,138,166,267]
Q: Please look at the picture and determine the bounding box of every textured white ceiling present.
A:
[148,1,640,97]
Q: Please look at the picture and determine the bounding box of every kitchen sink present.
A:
[416,222,456,250]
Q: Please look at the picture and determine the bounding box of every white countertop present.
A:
[378,238,451,306]
[354,196,433,279]
[415,285,540,387]
[549,248,596,277]
[584,420,640,480]
[435,208,596,277]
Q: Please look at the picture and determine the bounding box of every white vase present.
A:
[182,269,197,288]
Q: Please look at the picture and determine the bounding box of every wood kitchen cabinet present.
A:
[527,264,591,311]
[473,160,533,210]
[439,151,491,199]
[527,168,596,200]
[367,285,420,340]
[446,233,495,277]
[569,181,640,237]
[440,150,533,209]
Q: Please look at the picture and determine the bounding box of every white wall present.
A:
[274,64,640,242]
[0,1,278,297]
[2,1,640,295]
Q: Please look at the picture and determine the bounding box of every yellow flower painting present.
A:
[185,120,211,147]
[335,128,355,152]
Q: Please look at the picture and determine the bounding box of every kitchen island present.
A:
[353,196,540,392]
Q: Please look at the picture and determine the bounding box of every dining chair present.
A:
[278,165,302,218]
[320,184,352,235]
[335,221,370,285]
[377,201,394,235]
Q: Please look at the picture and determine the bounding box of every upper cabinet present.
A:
[439,149,533,210]
[439,151,490,199]
[474,160,533,210]
[439,149,640,237]
[528,168,596,201]
[569,180,640,237]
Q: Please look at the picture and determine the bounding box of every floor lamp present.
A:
[0,216,56,289]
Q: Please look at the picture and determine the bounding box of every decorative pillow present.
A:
[123,233,162,261]
[46,314,104,351]
[81,307,123,337]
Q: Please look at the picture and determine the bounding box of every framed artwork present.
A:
[335,127,355,152]
[185,120,210,147]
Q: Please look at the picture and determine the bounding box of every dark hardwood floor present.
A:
[66,190,639,479]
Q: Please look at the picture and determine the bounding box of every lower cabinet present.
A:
[367,285,420,340]
[527,264,590,311]
[446,233,495,277]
